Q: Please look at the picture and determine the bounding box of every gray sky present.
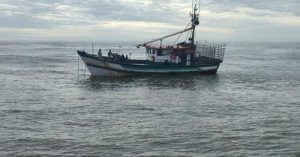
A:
[0,0,300,42]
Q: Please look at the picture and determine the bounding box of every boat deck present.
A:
[77,51,222,68]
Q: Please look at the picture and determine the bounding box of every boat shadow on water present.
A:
[79,73,222,91]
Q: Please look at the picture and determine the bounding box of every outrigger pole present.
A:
[136,26,194,48]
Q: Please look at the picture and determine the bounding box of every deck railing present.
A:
[196,41,226,63]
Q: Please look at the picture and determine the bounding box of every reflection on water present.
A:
[83,74,221,91]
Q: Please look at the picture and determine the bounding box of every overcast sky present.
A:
[0,0,300,42]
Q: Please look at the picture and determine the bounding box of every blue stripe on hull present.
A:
[85,62,219,75]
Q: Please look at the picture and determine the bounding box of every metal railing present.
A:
[196,41,226,62]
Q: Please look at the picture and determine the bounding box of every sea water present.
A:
[0,41,299,157]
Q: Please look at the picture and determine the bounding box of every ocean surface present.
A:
[0,41,299,157]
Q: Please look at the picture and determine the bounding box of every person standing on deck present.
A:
[98,49,102,58]
[108,49,112,58]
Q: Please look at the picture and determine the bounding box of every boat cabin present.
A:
[145,44,196,66]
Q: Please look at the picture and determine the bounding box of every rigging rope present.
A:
[185,29,191,41]
[173,21,192,45]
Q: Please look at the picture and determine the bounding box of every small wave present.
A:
[0,55,71,65]
[260,135,285,140]
[62,121,91,127]
[3,109,36,114]
[129,105,155,111]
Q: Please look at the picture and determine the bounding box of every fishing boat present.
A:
[77,3,226,76]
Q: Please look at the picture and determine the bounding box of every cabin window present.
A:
[152,49,156,54]
[163,50,170,55]
[157,49,163,56]
[146,48,152,54]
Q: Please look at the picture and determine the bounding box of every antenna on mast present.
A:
[192,0,194,12]
[198,0,201,15]
[196,0,201,42]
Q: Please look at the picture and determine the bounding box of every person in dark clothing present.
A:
[108,49,112,58]
[98,49,102,57]
[121,54,125,62]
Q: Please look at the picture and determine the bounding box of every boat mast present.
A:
[190,3,199,45]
